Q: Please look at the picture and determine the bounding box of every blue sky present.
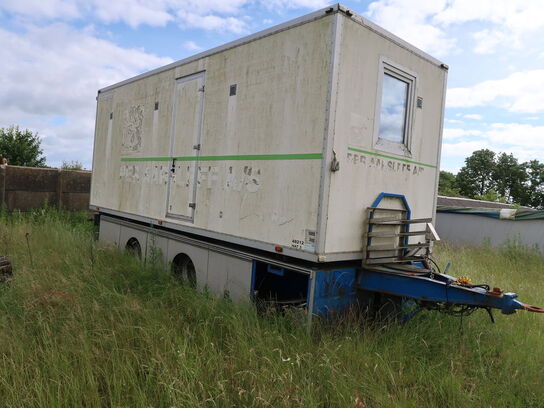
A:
[1,0,543,172]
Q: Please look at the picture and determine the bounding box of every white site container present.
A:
[90,4,448,263]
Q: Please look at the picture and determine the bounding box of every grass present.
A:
[0,208,543,407]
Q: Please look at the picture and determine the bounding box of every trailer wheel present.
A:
[125,237,142,260]
[172,253,196,288]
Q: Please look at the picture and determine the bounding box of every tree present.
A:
[452,149,544,208]
[438,171,461,196]
[0,125,46,167]
[492,152,527,203]
[524,160,544,208]
[61,160,84,171]
[456,149,496,197]
[475,189,507,203]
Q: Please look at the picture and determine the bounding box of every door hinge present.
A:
[198,85,205,92]
[189,203,196,209]
[193,144,201,150]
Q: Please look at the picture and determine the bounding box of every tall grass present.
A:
[0,209,542,407]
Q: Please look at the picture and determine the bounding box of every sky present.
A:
[0,0,543,172]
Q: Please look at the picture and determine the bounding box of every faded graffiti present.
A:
[122,105,144,152]
[120,164,168,184]
[225,165,261,192]
[346,152,425,176]
[119,162,262,192]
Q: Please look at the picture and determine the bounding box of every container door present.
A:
[166,72,205,221]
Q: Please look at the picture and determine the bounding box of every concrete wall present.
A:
[436,212,544,253]
[0,165,91,212]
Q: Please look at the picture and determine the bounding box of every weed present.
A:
[0,210,542,407]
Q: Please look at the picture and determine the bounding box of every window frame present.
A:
[373,57,418,157]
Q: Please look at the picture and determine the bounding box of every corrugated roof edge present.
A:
[437,195,534,211]
[437,206,544,220]
[98,3,446,94]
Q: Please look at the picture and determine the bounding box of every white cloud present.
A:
[435,0,544,32]
[434,0,544,54]
[262,0,328,10]
[447,70,544,113]
[442,140,491,158]
[442,122,544,167]
[462,114,483,120]
[176,11,248,34]
[443,128,482,140]
[472,29,509,54]
[89,0,174,27]
[183,40,203,52]
[366,0,455,57]
[0,24,172,167]
[486,123,544,150]
[0,0,81,20]
[0,0,249,27]
[365,0,544,56]
[0,0,323,31]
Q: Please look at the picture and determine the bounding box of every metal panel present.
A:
[206,251,228,297]
[323,14,447,256]
[98,218,121,247]
[316,12,342,254]
[119,225,148,255]
[167,239,209,291]
[436,212,544,253]
[146,233,169,265]
[312,268,357,317]
[166,72,205,221]
[100,215,315,274]
[91,16,331,259]
[207,252,252,301]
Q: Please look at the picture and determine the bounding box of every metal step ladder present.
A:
[363,206,439,267]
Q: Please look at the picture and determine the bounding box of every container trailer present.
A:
[90,4,543,320]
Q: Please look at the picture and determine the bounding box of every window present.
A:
[378,74,409,143]
[375,59,417,155]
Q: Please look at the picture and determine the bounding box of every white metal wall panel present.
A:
[323,15,447,256]
[90,15,333,257]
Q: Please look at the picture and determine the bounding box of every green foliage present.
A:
[0,210,543,407]
[438,171,461,196]
[456,149,496,197]
[61,160,84,170]
[525,160,544,208]
[493,153,527,203]
[454,149,544,208]
[474,189,507,203]
[0,125,46,167]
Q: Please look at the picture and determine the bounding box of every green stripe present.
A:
[121,157,171,162]
[121,153,323,162]
[347,147,436,168]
